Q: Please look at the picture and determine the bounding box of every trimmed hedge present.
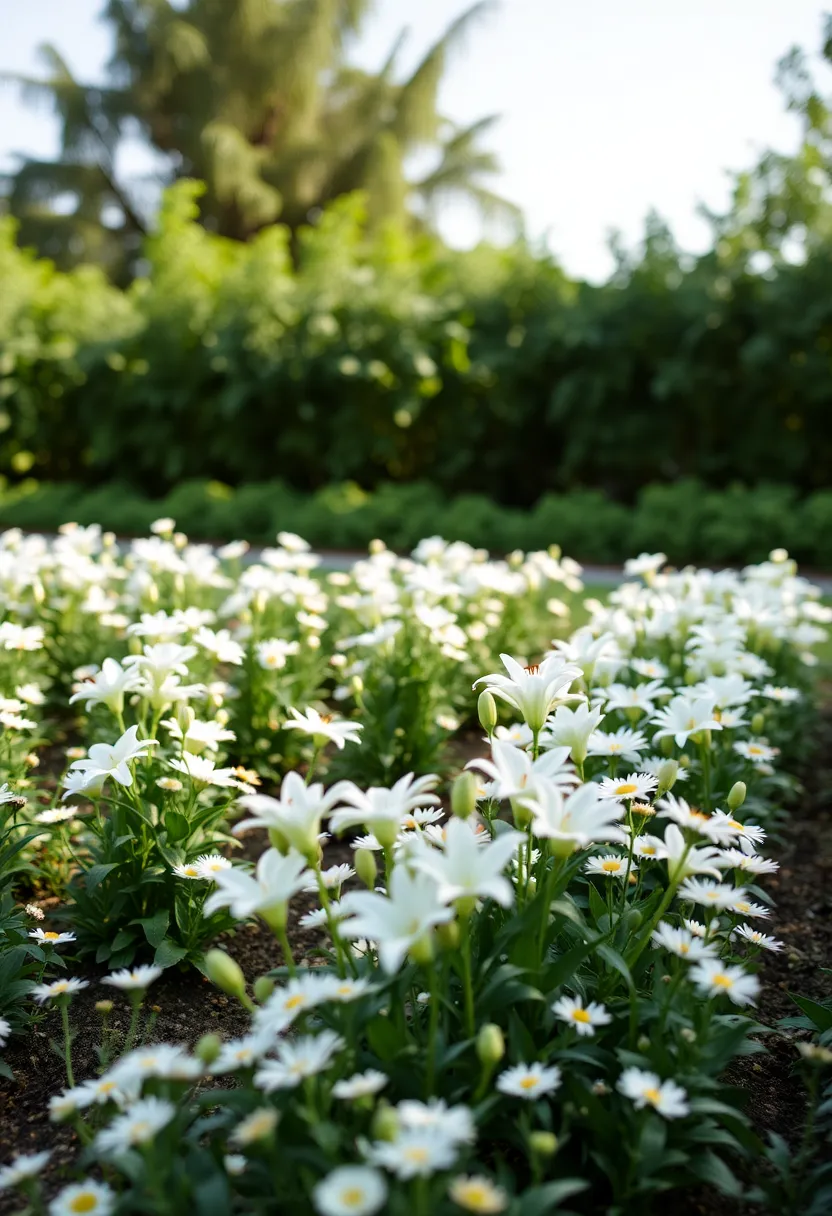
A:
[4,477,832,568]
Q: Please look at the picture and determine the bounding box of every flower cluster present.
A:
[0,537,827,1214]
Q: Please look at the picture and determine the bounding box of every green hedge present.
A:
[2,182,832,505]
[4,477,832,568]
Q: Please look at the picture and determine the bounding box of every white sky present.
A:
[0,0,828,280]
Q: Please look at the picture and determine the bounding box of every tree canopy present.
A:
[2,0,519,279]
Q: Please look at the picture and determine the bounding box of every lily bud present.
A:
[409,934,434,968]
[451,771,478,820]
[195,1033,222,1065]
[528,1131,558,1157]
[727,781,747,812]
[476,1023,505,1067]
[253,976,275,1004]
[268,826,289,855]
[436,921,460,951]
[655,758,678,797]
[371,1102,399,1141]
[354,848,378,890]
[205,949,247,1001]
[478,690,498,734]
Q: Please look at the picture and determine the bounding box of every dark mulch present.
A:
[1,720,831,1214]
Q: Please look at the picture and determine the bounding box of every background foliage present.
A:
[2,8,832,539]
[1,181,832,510]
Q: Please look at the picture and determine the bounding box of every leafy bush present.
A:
[2,183,832,505]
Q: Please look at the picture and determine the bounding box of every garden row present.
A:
[4,477,832,568]
[3,182,832,502]
[0,527,830,1215]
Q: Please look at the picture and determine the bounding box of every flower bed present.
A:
[0,527,830,1215]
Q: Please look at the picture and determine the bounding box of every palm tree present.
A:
[2,0,518,276]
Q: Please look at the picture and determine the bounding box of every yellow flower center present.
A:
[727,819,743,830]
[679,943,689,954]
[130,1121,151,1141]
[336,985,353,996]
[641,846,657,856]
[601,860,621,873]
[643,1087,662,1105]
[572,1008,592,1024]
[456,1184,494,1211]
[53,982,69,993]
[518,1075,540,1090]
[43,931,60,940]
[283,994,306,1011]
[734,902,750,913]
[69,1196,98,1214]
[403,1147,430,1164]
[340,1189,366,1209]
[608,743,622,753]
[712,973,734,988]
[615,783,638,795]
[98,1081,117,1093]
[749,746,763,756]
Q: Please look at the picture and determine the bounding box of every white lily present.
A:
[473,653,583,733]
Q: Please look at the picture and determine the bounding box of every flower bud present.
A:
[195,1033,222,1065]
[798,1042,832,1066]
[727,781,746,812]
[751,712,765,735]
[371,1102,399,1141]
[205,949,247,1001]
[268,826,289,854]
[409,934,435,968]
[476,1023,505,1068]
[354,848,378,890]
[637,1035,651,1053]
[511,798,533,829]
[253,976,275,1004]
[451,771,478,820]
[659,734,675,757]
[95,1000,113,1015]
[436,921,460,951]
[528,1131,558,1157]
[477,689,498,734]
[655,758,678,797]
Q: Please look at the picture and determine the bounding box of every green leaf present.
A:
[789,993,832,1033]
[596,943,633,989]
[154,938,189,968]
[85,862,118,891]
[690,1150,744,1197]
[366,1016,401,1062]
[132,909,170,949]
[511,1179,588,1215]
[165,810,190,842]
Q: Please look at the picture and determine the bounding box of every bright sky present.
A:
[0,0,828,280]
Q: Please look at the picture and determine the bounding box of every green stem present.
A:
[425,964,440,1097]
[460,915,475,1039]
[277,924,297,977]
[124,995,144,1054]
[60,1001,75,1088]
